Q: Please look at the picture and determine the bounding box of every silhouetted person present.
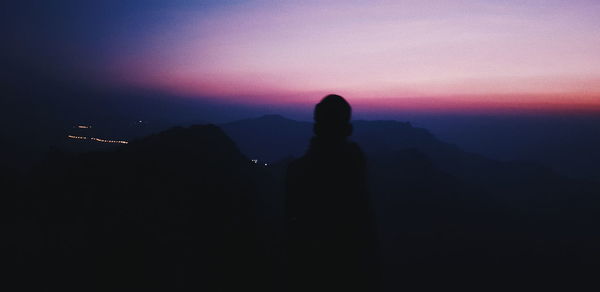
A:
[285,94,379,292]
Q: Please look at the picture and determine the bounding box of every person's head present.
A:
[313,94,353,139]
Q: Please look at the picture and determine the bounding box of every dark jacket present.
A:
[285,137,378,291]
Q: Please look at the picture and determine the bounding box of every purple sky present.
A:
[3,0,600,114]
[97,0,600,113]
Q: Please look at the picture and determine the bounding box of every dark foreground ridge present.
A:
[2,116,600,291]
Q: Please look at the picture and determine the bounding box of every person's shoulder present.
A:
[346,141,365,156]
[344,141,367,167]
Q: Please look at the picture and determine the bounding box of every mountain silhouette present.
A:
[223,115,558,183]
[222,114,312,162]
[4,117,600,291]
[222,114,600,289]
[11,124,265,291]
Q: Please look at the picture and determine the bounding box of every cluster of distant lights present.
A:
[251,159,268,166]
[67,135,128,144]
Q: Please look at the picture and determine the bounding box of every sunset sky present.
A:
[4,0,600,113]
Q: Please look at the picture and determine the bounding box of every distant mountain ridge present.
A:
[8,117,600,290]
[221,114,559,185]
[221,114,312,163]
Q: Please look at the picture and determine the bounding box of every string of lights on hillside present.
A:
[67,135,128,144]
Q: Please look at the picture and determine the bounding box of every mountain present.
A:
[6,117,600,290]
[222,115,600,288]
[417,115,600,180]
[10,124,266,290]
[221,115,600,227]
[221,114,313,163]
[223,115,559,185]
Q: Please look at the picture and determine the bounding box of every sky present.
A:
[2,0,600,114]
